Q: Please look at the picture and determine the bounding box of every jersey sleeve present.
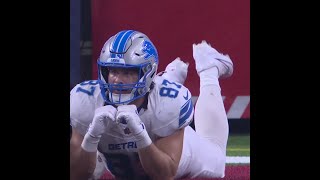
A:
[150,77,194,137]
[70,80,102,136]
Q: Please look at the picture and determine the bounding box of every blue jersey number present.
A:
[159,79,181,98]
[76,80,98,96]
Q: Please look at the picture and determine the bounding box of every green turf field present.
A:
[226,134,250,156]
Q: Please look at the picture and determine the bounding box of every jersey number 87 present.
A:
[159,79,181,98]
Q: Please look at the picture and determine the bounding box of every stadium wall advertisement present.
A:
[90,0,250,119]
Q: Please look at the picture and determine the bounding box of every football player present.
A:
[70,30,233,180]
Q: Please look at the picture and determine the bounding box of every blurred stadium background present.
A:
[70,0,250,179]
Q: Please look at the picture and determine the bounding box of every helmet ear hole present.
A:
[140,64,152,79]
[142,64,151,72]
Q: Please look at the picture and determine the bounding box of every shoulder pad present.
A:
[70,80,104,135]
[149,76,194,137]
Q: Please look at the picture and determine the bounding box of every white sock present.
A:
[195,65,229,151]
[199,67,220,90]
[194,83,229,151]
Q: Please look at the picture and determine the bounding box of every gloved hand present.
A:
[81,105,117,152]
[116,105,152,149]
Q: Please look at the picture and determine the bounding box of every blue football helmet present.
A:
[97,30,159,105]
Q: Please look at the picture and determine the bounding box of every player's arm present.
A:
[138,128,184,180]
[70,81,117,179]
[70,128,97,180]
[116,101,192,180]
[70,105,116,180]
[138,82,193,179]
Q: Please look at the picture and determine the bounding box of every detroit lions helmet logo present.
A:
[142,40,158,63]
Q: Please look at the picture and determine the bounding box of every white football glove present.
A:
[81,105,117,152]
[116,105,152,149]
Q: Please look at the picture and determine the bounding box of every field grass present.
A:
[226,134,250,156]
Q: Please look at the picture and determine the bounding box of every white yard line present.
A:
[226,156,250,164]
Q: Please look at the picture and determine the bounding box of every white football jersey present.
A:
[70,76,194,179]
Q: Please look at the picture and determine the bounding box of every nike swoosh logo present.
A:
[183,91,189,100]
